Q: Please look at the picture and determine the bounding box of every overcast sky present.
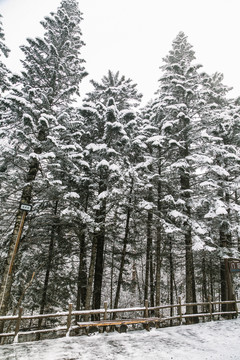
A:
[1,0,240,104]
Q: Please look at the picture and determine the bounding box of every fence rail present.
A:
[0,297,239,344]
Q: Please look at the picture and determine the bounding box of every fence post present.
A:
[144,300,149,318]
[178,297,182,325]
[208,296,212,321]
[104,301,108,320]
[14,307,23,343]
[233,293,238,317]
[66,303,72,336]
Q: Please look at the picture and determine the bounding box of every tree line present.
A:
[0,0,240,329]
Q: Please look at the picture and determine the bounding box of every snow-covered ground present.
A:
[0,317,239,360]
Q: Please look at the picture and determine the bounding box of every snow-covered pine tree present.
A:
[0,0,87,322]
[0,14,16,331]
[80,98,131,311]
[79,71,143,310]
[0,12,12,177]
[85,70,143,110]
[139,99,175,308]
[154,32,205,319]
[197,72,240,308]
[0,14,10,93]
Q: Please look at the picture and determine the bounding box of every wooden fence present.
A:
[0,297,239,344]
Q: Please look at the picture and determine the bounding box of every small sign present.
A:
[20,203,32,212]
[229,261,240,273]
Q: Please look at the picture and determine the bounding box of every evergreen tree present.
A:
[85,70,143,110]
[0,14,10,93]
[197,73,240,307]
[79,70,143,310]
[155,32,205,318]
[0,0,87,323]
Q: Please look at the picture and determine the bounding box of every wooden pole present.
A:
[208,296,212,321]
[104,301,108,320]
[225,259,235,314]
[178,297,182,325]
[233,293,238,317]
[66,303,72,336]
[0,210,27,318]
[9,211,27,275]
[144,300,149,318]
[14,307,23,343]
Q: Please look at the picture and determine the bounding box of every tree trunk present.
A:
[149,243,154,308]
[75,228,87,321]
[144,209,153,303]
[220,222,234,313]
[92,177,107,312]
[185,227,198,318]
[36,201,58,339]
[179,140,198,322]
[113,180,133,317]
[76,186,89,319]
[202,250,208,312]
[92,211,106,312]
[169,236,174,325]
[209,256,214,311]
[110,239,115,309]
[155,168,162,311]
[84,235,98,314]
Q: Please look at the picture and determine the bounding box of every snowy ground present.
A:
[0,317,239,360]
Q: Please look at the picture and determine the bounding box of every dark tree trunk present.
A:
[220,222,234,313]
[144,209,153,303]
[113,179,133,317]
[84,235,97,314]
[202,250,208,312]
[110,239,115,309]
[76,228,87,319]
[92,220,105,312]
[155,165,162,310]
[169,236,174,324]
[36,201,58,339]
[92,178,107,312]
[185,226,198,318]
[179,141,198,321]
[149,244,154,308]
[76,186,89,318]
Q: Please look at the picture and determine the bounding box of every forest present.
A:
[0,0,240,330]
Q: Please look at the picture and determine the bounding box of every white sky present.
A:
[1,0,240,104]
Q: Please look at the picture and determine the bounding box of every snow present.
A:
[1,317,240,359]
[146,135,165,146]
[63,192,80,200]
[98,190,108,200]
[169,210,187,221]
[109,164,120,172]
[96,159,109,169]
[86,143,107,152]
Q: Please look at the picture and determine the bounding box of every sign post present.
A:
[0,203,32,315]
[19,203,32,212]
[8,203,32,275]
[229,260,240,273]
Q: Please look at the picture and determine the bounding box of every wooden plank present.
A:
[0,300,238,322]
[77,317,161,328]
[0,332,15,337]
